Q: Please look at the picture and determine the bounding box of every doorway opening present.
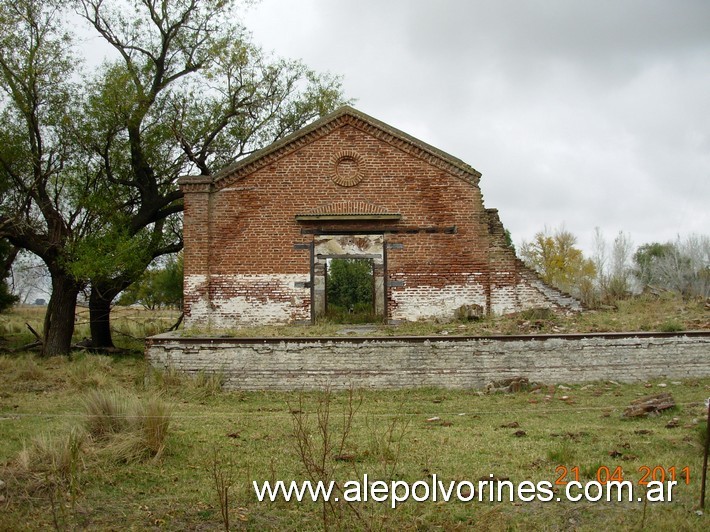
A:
[325,258,376,323]
[312,234,385,323]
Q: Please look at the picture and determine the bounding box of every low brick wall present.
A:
[145,332,710,391]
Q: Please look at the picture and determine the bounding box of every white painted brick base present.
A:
[391,281,486,321]
[184,274,310,329]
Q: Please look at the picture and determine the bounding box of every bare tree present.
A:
[9,250,50,304]
[633,234,710,298]
[590,228,634,304]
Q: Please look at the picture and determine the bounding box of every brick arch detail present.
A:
[309,200,394,216]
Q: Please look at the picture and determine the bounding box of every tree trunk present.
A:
[89,279,134,349]
[89,284,120,349]
[42,273,80,356]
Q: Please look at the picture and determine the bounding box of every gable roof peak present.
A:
[179,105,481,189]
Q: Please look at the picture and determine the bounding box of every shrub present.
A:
[659,320,684,333]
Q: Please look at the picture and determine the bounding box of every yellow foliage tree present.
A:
[520,227,596,297]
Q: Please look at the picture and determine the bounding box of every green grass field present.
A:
[1,351,708,531]
[0,296,708,530]
[0,294,707,347]
[0,305,182,352]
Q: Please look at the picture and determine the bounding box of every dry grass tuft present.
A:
[147,366,225,398]
[191,371,225,397]
[134,395,172,459]
[0,354,13,373]
[83,389,172,463]
[83,389,132,439]
[147,365,185,390]
[10,427,87,495]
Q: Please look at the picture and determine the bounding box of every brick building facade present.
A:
[179,106,580,329]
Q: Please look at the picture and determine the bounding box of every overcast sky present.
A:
[243,0,709,254]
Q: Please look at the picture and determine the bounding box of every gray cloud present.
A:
[245,0,710,252]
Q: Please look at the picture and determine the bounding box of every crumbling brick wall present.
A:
[180,107,580,329]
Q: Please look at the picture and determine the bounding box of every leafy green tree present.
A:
[633,242,676,288]
[0,0,346,353]
[326,259,374,318]
[0,0,92,354]
[504,229,515,252]
[76,0,346,348]
[153,254,184,311]
[520,227,596,298]
[118,254,183,310]
[0,167,18,312]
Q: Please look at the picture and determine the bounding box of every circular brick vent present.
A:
[330,150,364,187]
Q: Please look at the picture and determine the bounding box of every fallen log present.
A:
[485,376,530,394]
[26,322,42,342]
[623,392,676,418]
[0,341,42,354]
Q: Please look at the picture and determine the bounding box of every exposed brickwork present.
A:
[185,274,310,328]
[306,201,394,216]
[146,333,710,390]
[179,106,580,328]
[329,149,365,186]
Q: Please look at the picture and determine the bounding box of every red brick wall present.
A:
[181,112,580,328]
[206,124,487,272]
